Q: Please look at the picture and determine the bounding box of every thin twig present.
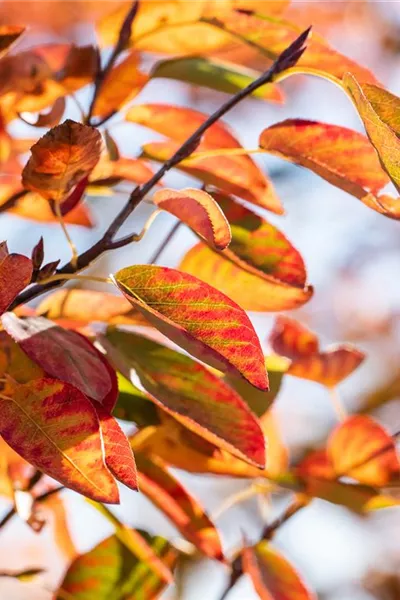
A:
[149,220,182,265]
[0,189,28,214]
[10,28,311,310]
[108,208,161,249]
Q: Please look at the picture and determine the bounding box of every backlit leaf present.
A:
[93,403,138,491]
[242,541,316,600]
[259,119,389,203]
[57,45,98,93]
[0,377,119,503]
[1,314,113,403]
[113,373,160,427]
[328,415,400,486]
[0,242,32,316]
[151,56,283,103]
[153,187,231,250]
[90,156,154,186]
[0,25,25,55]
[269,316,365,387]
[22,119,102,203]
[19,97,65,128]
[57,533,177,600]
[92,51,149,118]
[127,103,282,213]
[10,191,93,227]
[180,243,312,312]
[204,10,378,84]
[101,329,266,467]
[36,289,150,329]
[113,265,268,390]
[136,453,223,560]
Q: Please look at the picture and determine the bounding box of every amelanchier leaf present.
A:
[126,103,283,213]
[136,453,223,560]
[90,156,154,186]
[36,289,150,329]
[259,119,392,213]
[56,533,177,600]
[204,10,378,85]
[22,119,102,203]
[101,330,266,468]
[0,377,119,503]
[242,541,316,600]
[10,191,93,228]
[0,242,32,316]
[92,50,149,118]
[328,415,400,487]
[151,56,283,103]
[1,314,114,403]
[113,373,160,427]
[269,316,365,387]
[153,187,231,250]
[92,404,138,491]
[112,265,268,391]
[180,194,312,311]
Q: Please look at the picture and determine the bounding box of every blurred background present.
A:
[1,1,400,599]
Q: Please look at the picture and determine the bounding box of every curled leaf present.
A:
[0,377,119,503]
[113,265,268,390]
[18,97,66,128]
[153,187,231,250]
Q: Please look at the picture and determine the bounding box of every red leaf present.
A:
[0,242,32,316]
[153,187,231,250]
[270,316,319,359]
[0,377,119,503]
[1,314,113,403]
[113,265,268,390]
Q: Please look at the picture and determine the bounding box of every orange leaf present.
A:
[0,25,25,55]
[57,532,177,600]
[10,191,93,228]
[269,317,365,387]
[36,289,150,328]
[205,10,378,84]
[2,314,114,403]
[90,156,154,186]
[126,103,282,213]
[0,242,32,316]
[180,194,312,311]
[93,403,138,491]
[136,452,223,560]
[0,377,119,503]
[113,265,268,390]
[57,45,98,93]
[93,51,149,118]
[22,119,102,203]
[259,119,390,207]
[19,97,66,128]
[328,415,400,486]
[102,329,266,468]
[153,187,231,250]
[242,542,316,600]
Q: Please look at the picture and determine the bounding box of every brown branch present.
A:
[0,189,28,214]
[11,27,311,310]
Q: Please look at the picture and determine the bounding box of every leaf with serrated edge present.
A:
[113,265,268,391]
[101,329,266,467]
[0,377,119,503]
[153,187,231,250]
[242,541,316,600]
[136,452,223,560]
[22,119,101,203]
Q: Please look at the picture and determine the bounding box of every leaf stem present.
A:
[184,147,264,162]
[38,273,113,286]
[10,28,310,310]
[329,386,347,421]
[54,202,79,268]
[108,208,161,249]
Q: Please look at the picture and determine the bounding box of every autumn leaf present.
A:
[10,191,93,228]
[101,329,266,467]
[180,194,311,311]
[92,51,148,118]
[126,103,282,213]
[56,45,98,93]
[269,316,365,387]
[242,541,316,600]
[90,156,154,186]
[0,242,32,316]
[153,187,231,250]
[56,533,177,600]
[259,119,390,207]
[1,314,114,403]
[36,289,150,329]
[22,119,102,203]
[0,377,119,503]
[93,403,138,491]
[113,374,160,427]
[112,265,268,390]
[0,25,25,55]
[328,415,400,486]
[19,97,65,128]
[136,452,223,560]
[151,56,283,103]
[204,10,378,85]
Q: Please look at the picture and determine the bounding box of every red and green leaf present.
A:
[112,265,268,390]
